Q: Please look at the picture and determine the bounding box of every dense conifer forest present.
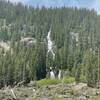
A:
[0,0,100,88]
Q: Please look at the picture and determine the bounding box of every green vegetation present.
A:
[0,0,100,88]
[52,96,60,100]
[37,79,61,86]
[37,76,75,86]
[80,75,87,83]
[63,76,75,84]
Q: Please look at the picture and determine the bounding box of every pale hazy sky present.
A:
[6,0,100,14]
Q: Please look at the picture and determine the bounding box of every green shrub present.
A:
[63,76,75,84]
[52,96,60,100]
[80,75,87,83]
[37,79,60,86]
[36,76,75,87]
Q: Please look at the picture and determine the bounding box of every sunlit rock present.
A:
[20,37,37,47]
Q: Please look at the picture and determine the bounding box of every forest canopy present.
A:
[0,0,100,88]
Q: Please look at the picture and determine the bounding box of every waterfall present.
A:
[58,70,61,79]
[47,29,55,59]
[50,71,55,79]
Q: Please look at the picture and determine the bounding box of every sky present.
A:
[6,0,100,14]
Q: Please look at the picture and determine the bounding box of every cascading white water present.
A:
[58,70,61,79]
[47,29,55,59]
[50,71,55,79]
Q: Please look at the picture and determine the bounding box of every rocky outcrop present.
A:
[20,37,37,47]
[1,82,100,100]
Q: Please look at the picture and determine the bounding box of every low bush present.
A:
[37,79,60,86]
[80,75,87,83]
[63,76,75,84]
[37,76,75,86]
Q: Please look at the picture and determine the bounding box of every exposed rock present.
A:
[0,41,10,52]
[20,37,37,47]
[72,83,87,91]
[0,82,100,100]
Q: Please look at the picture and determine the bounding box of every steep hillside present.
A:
[0,0,100,88]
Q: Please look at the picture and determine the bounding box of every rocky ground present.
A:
[0,82,100,100]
